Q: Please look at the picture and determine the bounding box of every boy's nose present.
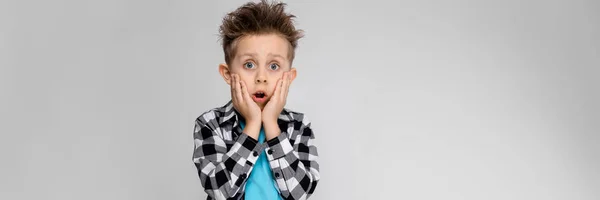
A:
[255,68,267,84]
[255,77,267,83]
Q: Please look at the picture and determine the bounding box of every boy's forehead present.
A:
[234,34,291,60]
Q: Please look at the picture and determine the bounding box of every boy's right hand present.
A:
[230,74,261,139]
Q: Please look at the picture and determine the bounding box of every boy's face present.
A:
[219,34,297,110]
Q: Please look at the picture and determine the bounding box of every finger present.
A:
[271,78,280,100]
[282,76,289,100]
[231,74,237,102]
[234,75,244,104]
[273,77,282,100]
[230,74,235,91]
[284,73,292,99]
[281,72,289,100]
[287,73,292,89]
[240,80,254,104]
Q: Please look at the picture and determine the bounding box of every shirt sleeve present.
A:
[192,117,263,200]
[264,117,320,200]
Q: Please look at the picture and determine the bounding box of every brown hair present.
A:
[219,0,303,65]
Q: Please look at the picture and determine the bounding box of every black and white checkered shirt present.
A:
[192,100,320,200]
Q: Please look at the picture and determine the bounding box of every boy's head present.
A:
[218,0,303,110]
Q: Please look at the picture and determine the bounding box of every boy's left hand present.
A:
[262,72,292,139]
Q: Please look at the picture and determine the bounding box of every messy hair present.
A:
[219,0,304,65]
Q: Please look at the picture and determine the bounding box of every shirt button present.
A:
[253,151,258,156]
[267,149,273,155]
[274,172,280,178]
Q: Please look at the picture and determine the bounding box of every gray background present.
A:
[1,0,599,199]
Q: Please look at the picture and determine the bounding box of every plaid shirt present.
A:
[192,100,320,200]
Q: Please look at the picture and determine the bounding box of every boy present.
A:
[192,1,320,200]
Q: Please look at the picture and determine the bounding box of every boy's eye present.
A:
[244,62,255,69]
[269,63,279,70]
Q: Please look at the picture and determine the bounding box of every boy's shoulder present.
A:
[195,100,311,129]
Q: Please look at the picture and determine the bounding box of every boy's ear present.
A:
[289,67,298,83]
[218,63,232,85]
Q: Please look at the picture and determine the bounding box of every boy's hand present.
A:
[262,72,292,140]
[231,74,261,139]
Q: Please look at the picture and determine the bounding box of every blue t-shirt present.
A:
[239,121,282,200]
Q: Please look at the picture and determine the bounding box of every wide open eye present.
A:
[269,63,279,70]
[244,62,255,69]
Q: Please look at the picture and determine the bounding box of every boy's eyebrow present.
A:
[238,52,257,58]
[268,53,287,60]
[238,52,288,60]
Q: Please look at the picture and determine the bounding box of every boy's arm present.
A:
[264,116,320,200]
[192,117,262,199]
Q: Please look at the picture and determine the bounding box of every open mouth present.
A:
[254,92,265,98]
[252,91,267,103]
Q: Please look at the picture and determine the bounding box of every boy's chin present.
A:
[255,99,272,110]
[254,101,267,110]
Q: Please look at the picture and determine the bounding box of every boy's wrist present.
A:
[263,121,281,140]
[246,119,262,127]
[262,118,278,128]
[243,121,261,140]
